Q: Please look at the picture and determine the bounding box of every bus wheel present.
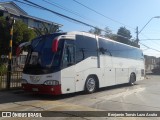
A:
[129,73,136,86]
[85,76,97,94]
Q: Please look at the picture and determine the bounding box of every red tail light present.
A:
[16,47,21,57]
[52,39,58,52]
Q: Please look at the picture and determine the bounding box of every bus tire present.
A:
[85,76,97,94]
[129,73,136,86]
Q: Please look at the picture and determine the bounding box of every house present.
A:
[0,1,62,31]
[0,1,63,69]
[144,55,160,72]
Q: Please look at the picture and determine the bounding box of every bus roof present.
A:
[66,31,142,51]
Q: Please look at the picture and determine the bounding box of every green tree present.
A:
[13,20,36,44]
[104,27,117,40]
[34,23,61,36]
[116,27,140,47]
[0,17,36,55]
[117,27,132,45]
[0,17,10,55]
[89,27,102,35]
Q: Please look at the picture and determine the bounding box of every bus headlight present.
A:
[43,80,59,85]
[21,79,28,84]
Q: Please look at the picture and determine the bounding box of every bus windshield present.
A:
[23,33,64,74]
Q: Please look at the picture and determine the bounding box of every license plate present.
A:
[32,88,38,92]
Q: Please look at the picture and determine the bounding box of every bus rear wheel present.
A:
[85,76,97,94]
[129,73,136,86]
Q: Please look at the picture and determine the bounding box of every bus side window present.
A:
[75,35,97,63]
[63,44,75,67]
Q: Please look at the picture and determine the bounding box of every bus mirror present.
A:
[52,39,58,52]
[99,48,112,56]
[99,47,106,54]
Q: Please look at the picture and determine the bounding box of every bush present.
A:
[0,64,7,74]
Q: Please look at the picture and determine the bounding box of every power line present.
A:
[44,0,123,33]
[14,0,160,53]
[42,0,88,21]
[6,0,160,54]
[72,0,135,30]
[13,0,135,40]
[7,0,160,54]
[2,0,160,50]
[19,0,131,40]
[139,42,160,52]
[14,0,99,29]
[139,33,160,47]
[13,0,82,26]
[140,39,160,41]
[22,0,97,28]
[139,33,160,49]
[16,0,159,51]
[13,0,104,30]
[13,0,44,10]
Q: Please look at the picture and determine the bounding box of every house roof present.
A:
[22,14,62,26]
[0,1,62,26]
[0,1,27,15]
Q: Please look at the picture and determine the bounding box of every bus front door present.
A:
[61,43,76,94]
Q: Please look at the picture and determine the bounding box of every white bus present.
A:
[21,31,145,95]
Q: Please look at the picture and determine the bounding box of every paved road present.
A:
[0,74,160,120]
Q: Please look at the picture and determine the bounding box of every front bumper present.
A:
[22,84,62,95]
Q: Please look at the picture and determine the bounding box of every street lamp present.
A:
[138,16,160,34]
[136,16,160,43]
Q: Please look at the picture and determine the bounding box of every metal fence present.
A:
[0,55,26,90]
[0,71,22,90]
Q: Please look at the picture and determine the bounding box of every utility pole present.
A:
[135,26,140,48]
[136,26,139,44]
[6,16,15,90]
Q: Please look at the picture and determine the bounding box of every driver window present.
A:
[63,43,75,67]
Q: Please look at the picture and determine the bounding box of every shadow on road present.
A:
[0,89,80,104]
[0,83,135,104]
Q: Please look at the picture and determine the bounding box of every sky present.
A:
[1,0,160,57]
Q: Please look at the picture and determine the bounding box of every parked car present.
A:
[152,67,160,74]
